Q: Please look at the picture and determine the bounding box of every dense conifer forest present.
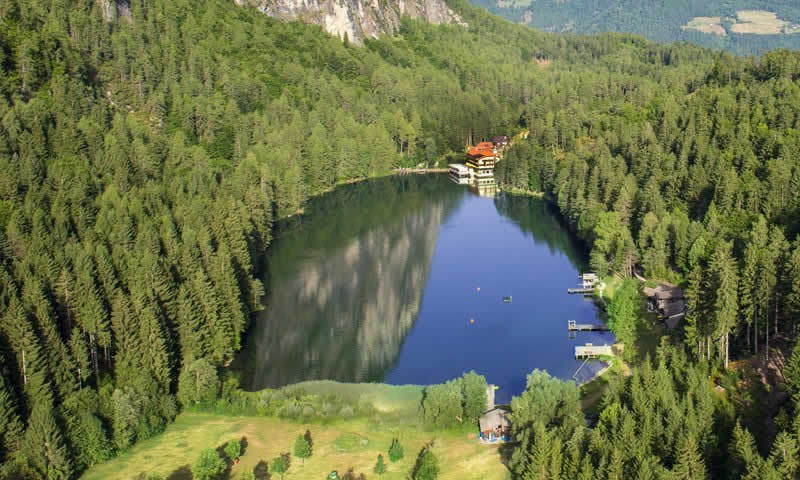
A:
[3,0,800,478]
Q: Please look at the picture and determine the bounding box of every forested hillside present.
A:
[3,0,800,478]
[495,30,800,480]
[495,46,800,368]
[471,0,800,55]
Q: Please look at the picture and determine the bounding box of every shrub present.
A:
[461,371,488,423]
[422,379,463,428]
[339,405,354,417]
[388,438,404,462]
[224,438,242,461]
[192,448,225,480]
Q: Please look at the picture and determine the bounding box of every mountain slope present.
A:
[471,0,800,54]
[237,0,465,43]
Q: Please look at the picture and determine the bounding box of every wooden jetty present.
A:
[575,343,614,358]
[567,320,610,332]
[567,287,595,294]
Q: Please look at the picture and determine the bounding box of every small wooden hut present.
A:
[643,283,686,327]
[479,407,511,441]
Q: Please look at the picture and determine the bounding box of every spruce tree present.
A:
[388,438,404,462]
[785,342,800,404]
[293,433,311,465]
[23,404,73,480]
[708,241,739,368]
[0,373,23,463]
[769,431,799,478]
[412,446,439,480]
[373,454,387,475]
[670,434,707,480]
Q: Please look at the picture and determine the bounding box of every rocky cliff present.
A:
[235,0,466,43]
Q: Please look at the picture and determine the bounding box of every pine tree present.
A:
[373,454,387,475]
[785,342,800,404]
[136,303,172,391]
[684,266,705,360]
[0,372,23,464]
[739,244,758,354]
[293,434,311,465]
[388,438,404,462]
[784,244,800,337]
[708,241,739,368]
[670,434,707,480]
[769,432,799,478]
[23,404,73,480]
[412,446,439,480]
[270,454,289,480]
[730,422,762,480]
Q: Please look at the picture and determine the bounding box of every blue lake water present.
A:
[235,175,614,403]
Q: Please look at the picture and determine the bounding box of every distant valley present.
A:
[470,0,800,54]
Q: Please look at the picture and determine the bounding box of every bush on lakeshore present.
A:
[388,438,405,462]
[187,375,494,429]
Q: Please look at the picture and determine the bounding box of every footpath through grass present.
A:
[81,413,509,480]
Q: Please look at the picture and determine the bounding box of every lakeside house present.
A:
[466,141,499,179]
[479,407,511,442]
[479,384,510,442]
[449,136,507,194]
[492,135,509,149]
[643,283,686,328]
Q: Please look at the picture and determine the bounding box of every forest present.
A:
[470,0,800,55]
[1,0,800,478]
[493,15,800,477]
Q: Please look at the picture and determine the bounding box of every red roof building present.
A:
[467,142,497,159]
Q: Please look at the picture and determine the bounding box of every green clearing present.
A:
[80,413,508,480]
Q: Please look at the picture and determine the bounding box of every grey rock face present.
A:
[237,0,466,43]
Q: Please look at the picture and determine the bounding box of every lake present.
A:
[234,175,614,403]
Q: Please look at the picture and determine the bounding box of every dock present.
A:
[567,320,610,332]
[567,287,595,294]
[575,344,614,358]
